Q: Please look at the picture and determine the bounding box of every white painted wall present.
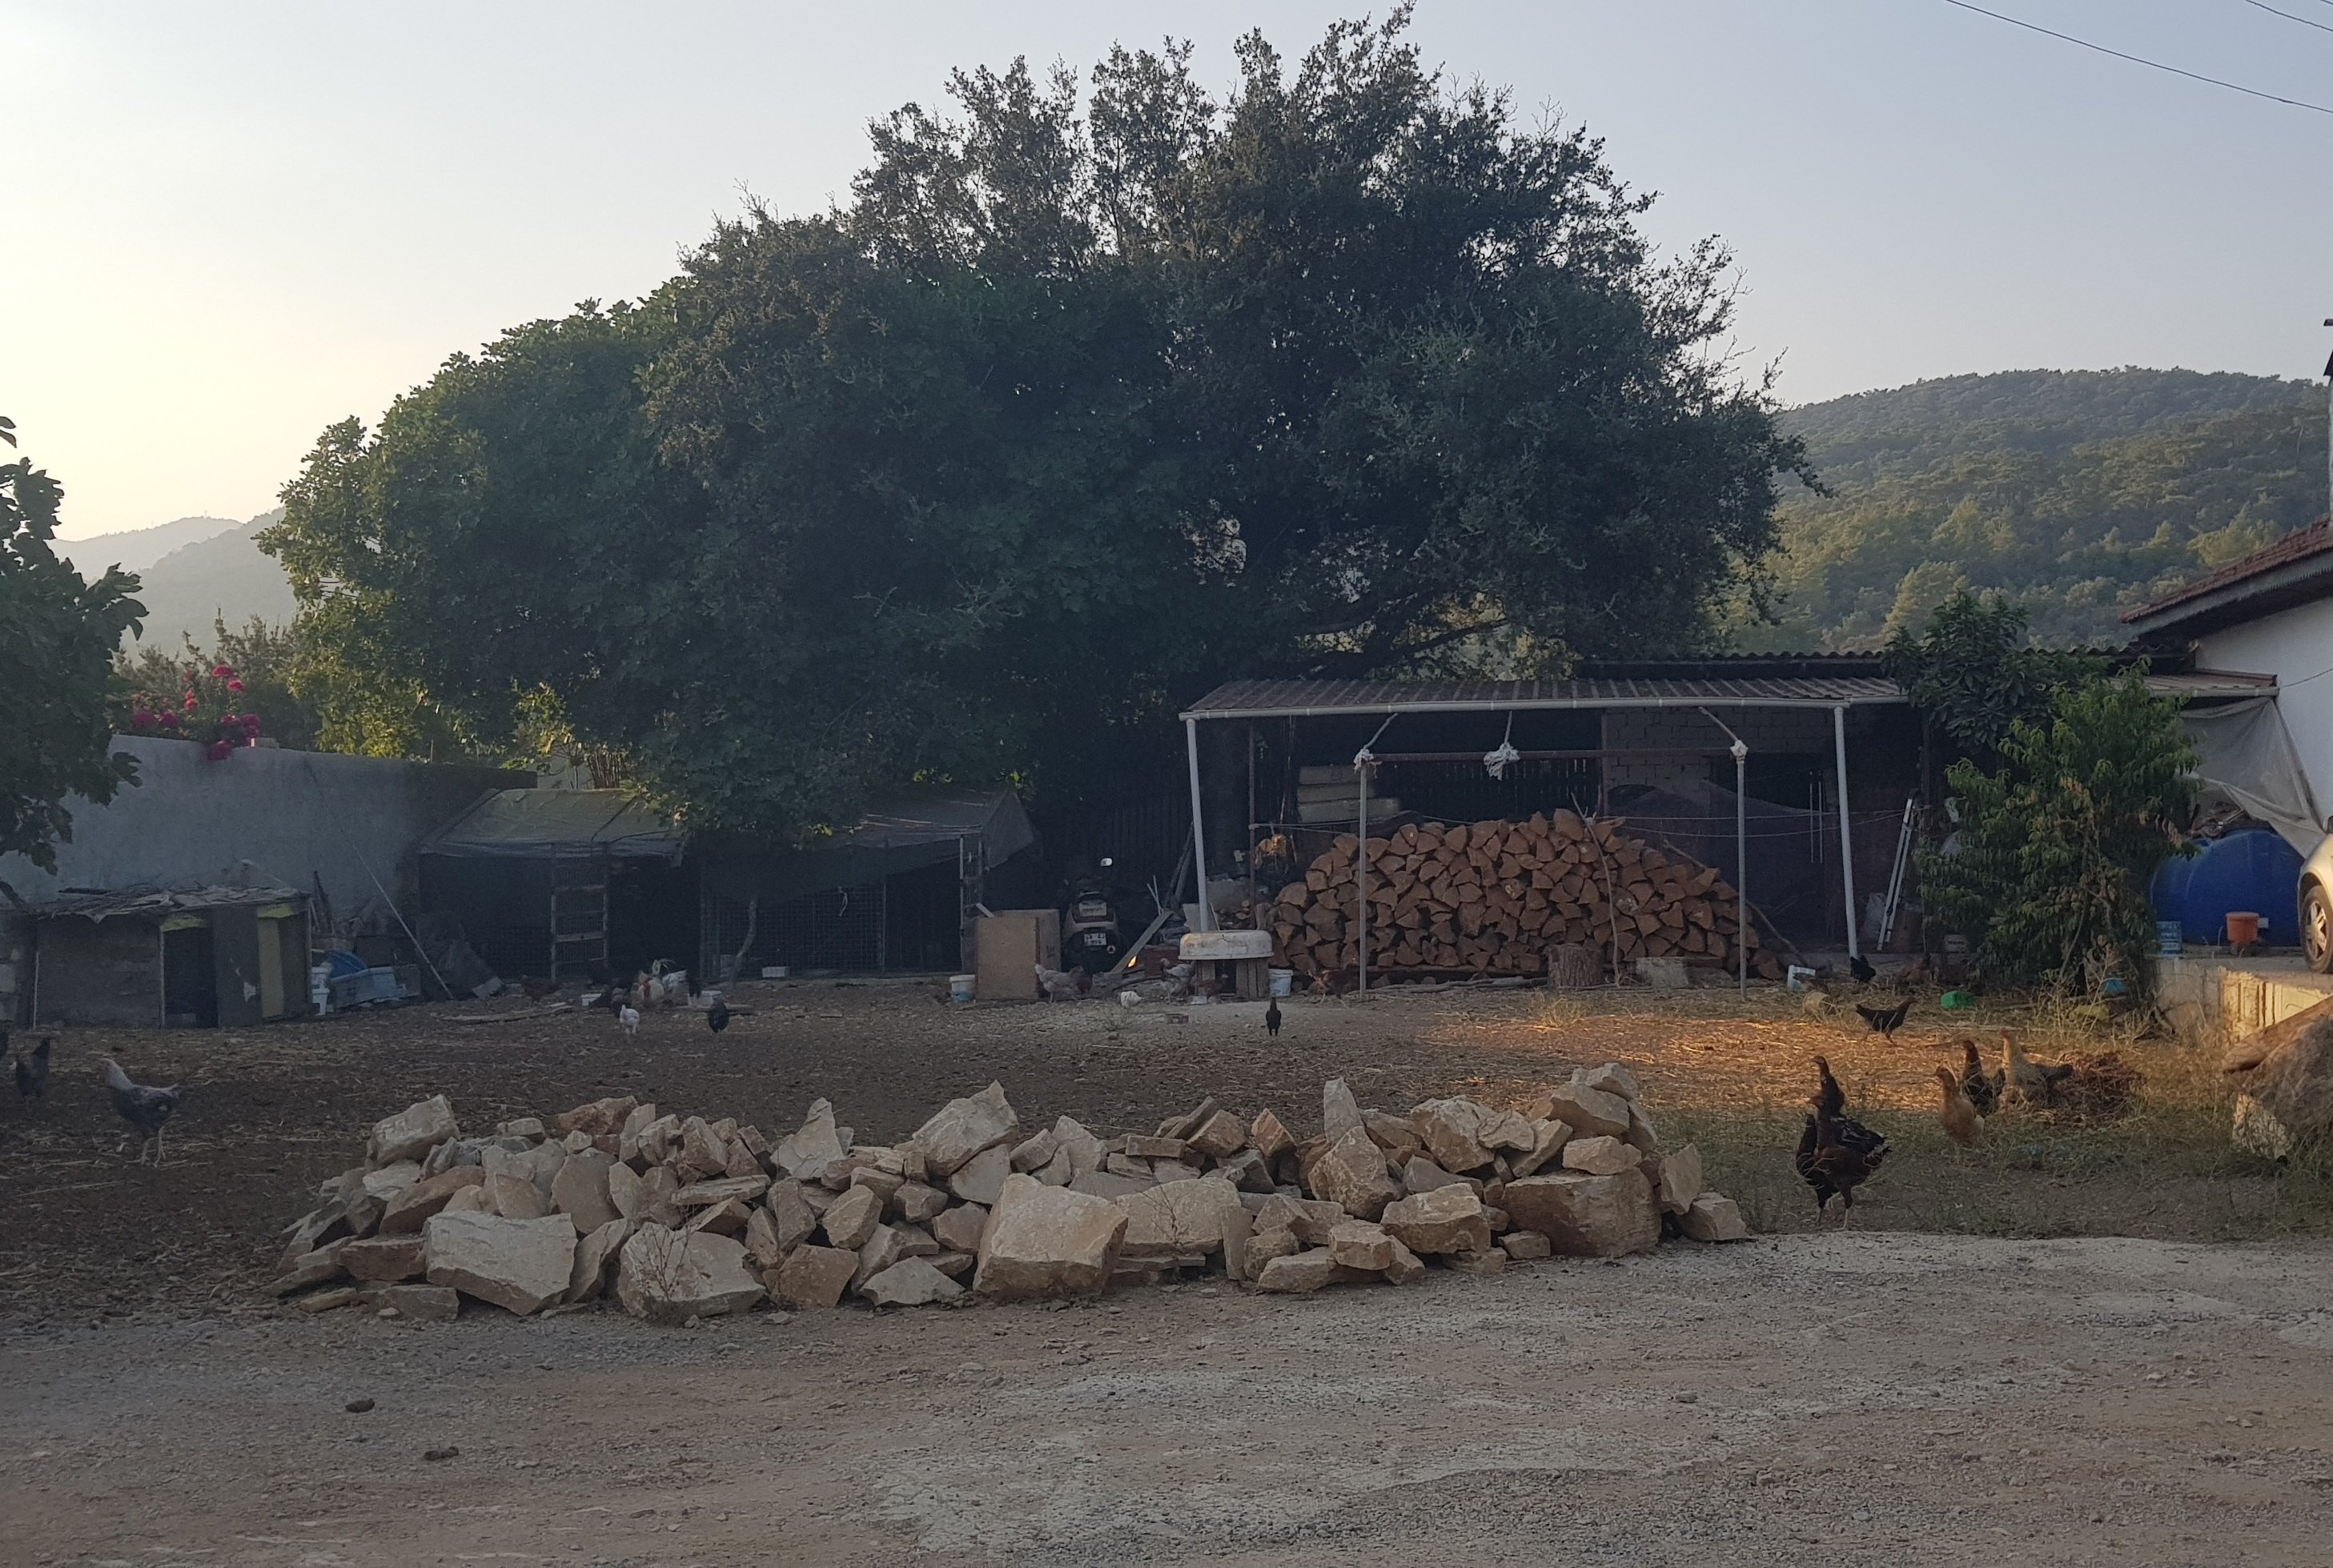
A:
[2198,597,2333,817]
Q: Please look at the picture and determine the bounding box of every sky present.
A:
[6,0,2332,539]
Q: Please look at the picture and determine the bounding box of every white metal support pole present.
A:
[1355,759,1371,997]
[1184,717,1212,933]
[1735,743,1749,997]
[1833,704,1860,960]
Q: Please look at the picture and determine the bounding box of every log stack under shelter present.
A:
[1266,810,1780,982]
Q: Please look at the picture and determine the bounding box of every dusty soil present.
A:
[7,1233,2332,1566]
[6,981,2332,1563]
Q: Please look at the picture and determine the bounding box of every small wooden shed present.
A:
[20,884,311,1029]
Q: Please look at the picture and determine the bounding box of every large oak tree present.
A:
[266,14,1805,840]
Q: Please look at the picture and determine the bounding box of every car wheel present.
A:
[2305,882,2333,975]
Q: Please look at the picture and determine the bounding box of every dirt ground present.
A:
[5,980,2331,1563]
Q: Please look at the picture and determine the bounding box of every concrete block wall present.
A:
[0,737,528,927]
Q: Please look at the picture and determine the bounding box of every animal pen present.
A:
[695,788,1040,980]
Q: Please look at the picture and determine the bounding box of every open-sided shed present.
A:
[418,789,689,982]
[19,884,311,1029]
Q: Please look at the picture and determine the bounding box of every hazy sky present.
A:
[7,0,2331,539]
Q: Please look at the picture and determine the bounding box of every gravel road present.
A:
[9,1230,2331,1566]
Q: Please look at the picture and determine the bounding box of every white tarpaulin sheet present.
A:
[2183,697,2323,854]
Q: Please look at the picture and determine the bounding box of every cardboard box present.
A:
[975,910,1061,1001]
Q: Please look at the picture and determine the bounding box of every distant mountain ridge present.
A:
[114,509,295,654]
[54,514,242,577]
[1737,368,2329,650]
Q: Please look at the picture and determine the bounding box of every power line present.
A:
[2242,0,2333,36]
[1940,0,2333,115]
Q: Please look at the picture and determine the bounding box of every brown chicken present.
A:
[1933,1065,1984,1145]
[2002,1029,2074,1107]
[1796,1057,1888,1218]
[520,976,563,1002]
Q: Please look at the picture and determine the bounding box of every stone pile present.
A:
[268,1066,1749,1322]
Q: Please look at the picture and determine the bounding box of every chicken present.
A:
[618,1004,640,1038]
[1265,997,1282,1037]
[519,976,563,1002]
[2002,1029,2074,1107]
[1035,965,1086,1003]
[1934,1065,1984,1145]
[14,1031,52,1107]
[1849,953,1876,985]
[99,1056,182,1165]
[1958,1037,2002,1117]
[1854,998,1911,1037]
[600,981,628,1015]
[706,996,730,1034]
[1796,1056,1888,1217]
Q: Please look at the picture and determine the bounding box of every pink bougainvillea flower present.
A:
[211,664,233,680]
[226,679,245,692]
[206,740,233,761]
[183,695,199,712]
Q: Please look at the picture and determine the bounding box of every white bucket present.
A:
[761,965,789,980]
[949,973,976,1003]
[1268,968,1295,997]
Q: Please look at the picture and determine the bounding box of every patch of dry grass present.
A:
[1465,982,2333,1242]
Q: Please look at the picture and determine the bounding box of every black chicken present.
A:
[1849,952,1876,985]
[100,1057,183,1166]
[1959,1037,2003,1117]
[706,996,730,1034]
[1265,997,1282,1037]
[1854,998,1911,1037]
[14,1032,51,1105]
[1795,1056,1888,1217]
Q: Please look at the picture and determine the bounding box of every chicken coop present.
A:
[696,787,1042,979]
[416,788,692,985]
[11,884,311,1029]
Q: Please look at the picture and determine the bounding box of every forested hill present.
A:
[1736,368,2329,650]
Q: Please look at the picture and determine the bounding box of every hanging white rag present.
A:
[1484,714,1519,780]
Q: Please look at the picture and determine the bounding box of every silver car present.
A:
[2305,833,2333,972]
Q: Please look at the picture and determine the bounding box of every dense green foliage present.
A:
[0,416,146,898]
[1737,369,2327,650]
[1882,591,2101,764]
[263,15,1805,840]
[1921,671,2196,998]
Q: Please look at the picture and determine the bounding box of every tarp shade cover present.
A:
[697,788,1035,904]
[2182,698,2324,855]
[423,789,685,862]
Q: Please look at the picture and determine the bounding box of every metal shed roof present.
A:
[423,788,686,862]
[28,883,305,920]
[1183,675,1901,721]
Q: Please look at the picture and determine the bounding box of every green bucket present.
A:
[1940,989,1974,1010]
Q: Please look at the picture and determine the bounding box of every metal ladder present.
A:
[551,850,609,980]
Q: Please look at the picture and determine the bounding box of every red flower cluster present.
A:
[128,662,261,760]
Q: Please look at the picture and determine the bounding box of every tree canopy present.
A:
[0,416,147,900]
[263,13,1805,840]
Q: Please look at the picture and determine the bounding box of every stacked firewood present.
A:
[1267,812,1779,981]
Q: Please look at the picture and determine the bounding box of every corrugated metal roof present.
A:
[2124,518,2333,625]
[30,884,305,920]
[1184,668,2272,720]
[842,788,1035,864]
[1183,675,1902,720]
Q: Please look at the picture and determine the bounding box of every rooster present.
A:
[1958,1037,2002,1117]
[1796,1056,1888,1217]
[1933,1065,1984,1146]
[1854,998,1911,1037]
[99,1057,182,1165]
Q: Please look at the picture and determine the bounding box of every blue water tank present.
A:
[2149,828,2306,946]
